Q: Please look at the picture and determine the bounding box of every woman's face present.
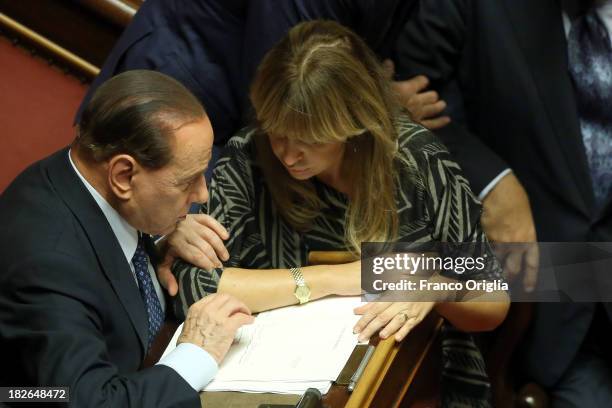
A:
[268,133,346,181]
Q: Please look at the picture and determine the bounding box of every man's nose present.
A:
[192,174,209,204]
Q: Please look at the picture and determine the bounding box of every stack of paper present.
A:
[161,296,364,394]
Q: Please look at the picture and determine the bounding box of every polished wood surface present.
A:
[79,0,139,27]
[308,251,359,265]
[146,313,441,408]
[0,13,99,78]
[0,0,144,79]
[354,315,441,408]
[325,313,442,408]
[145,250,441,407]
[0,0,123,68]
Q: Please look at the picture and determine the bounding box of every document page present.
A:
[162,296,364,394]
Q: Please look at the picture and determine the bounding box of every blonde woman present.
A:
[164,20,508,404]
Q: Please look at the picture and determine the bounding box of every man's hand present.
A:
[383,59,451,130]
[156,214,229,296]
[178,293,254,364]
[481,173,539,292]
[353,301,435,342]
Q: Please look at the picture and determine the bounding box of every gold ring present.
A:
[398,312,409,323]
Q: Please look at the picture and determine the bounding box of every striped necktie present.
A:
[567,7,612,207]
[132,233,164,350]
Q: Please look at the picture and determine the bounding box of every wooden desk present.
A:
[340,313,441,408]
[145,251,442,407]
[146,312,441,408]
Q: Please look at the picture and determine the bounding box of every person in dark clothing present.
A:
[393,1,612,405]
[76,0,448,150]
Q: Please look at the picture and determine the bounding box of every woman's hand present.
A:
[156,214,229,296]
[353,301,435,342]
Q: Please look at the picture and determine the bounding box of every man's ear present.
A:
[108,154,138,200]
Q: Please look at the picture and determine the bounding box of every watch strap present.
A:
[290,267,306,286]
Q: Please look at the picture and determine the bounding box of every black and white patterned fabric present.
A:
[173,116,502,406]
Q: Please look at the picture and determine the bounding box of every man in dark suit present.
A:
[75,3,453,268]
[0,70,253,407]
[393,0,612,405]
[76,0,450,149]
[76,0,248,147]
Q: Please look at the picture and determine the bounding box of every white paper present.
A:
[162,296,365,394]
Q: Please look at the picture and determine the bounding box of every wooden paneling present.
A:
[0,0,140,68]
[143,251,442,407]
[79,0,139,27]
[0,13,99,79]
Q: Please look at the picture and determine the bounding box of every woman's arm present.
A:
[419,128,510,307]
[353,128,511,342]
[218,261,361,313]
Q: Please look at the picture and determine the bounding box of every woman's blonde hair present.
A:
[250,20,401,253]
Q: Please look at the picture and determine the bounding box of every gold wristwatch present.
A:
[290,267,311,304]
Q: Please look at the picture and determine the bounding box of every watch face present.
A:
[295,285,311,303]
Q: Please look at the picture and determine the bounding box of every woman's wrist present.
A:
[329,261,361,296]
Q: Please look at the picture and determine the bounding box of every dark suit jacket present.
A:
[76,0,416,146]
[394,0,612,387]
[0,149,199,407]
[76,0,248,146]
[240,0,417,97]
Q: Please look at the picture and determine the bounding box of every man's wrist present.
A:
[478,169,512,201]
[157,342,219,391]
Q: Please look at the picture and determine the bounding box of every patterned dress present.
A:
[173,116,503,407]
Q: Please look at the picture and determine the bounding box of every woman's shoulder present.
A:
[394,115,451,176]
[395,115,449,158]
[393,115,467,193]
[224,127,258,152]
[215,127,258,167]
[210,127,260,187]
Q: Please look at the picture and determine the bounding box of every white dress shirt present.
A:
[68,150,217,391]
[479,0,612,200]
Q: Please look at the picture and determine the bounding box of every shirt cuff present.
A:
[478,169,512,201]
[157,343,219,391]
